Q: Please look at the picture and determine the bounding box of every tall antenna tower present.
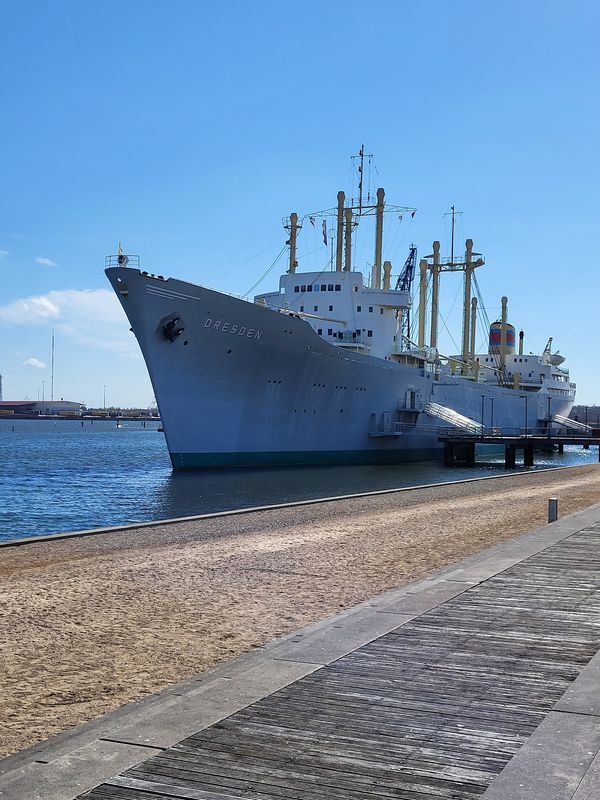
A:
[351,144,373,213]
[51,329,55,402]
[444,205,463,264]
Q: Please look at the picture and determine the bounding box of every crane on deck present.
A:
[395,244,418,346]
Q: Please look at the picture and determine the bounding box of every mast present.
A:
[418,259,428,348]
[444,205,463,268]
[372,187,385,290]
[461,240,475,372]
[358,144,365,212]
[344,207,353,271]
[429,241,441,349]
[287,213,299,274]
[284,213,302,274]
[470,296,478,362]
[335,191,345,272]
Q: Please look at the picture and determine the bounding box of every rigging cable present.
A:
[242,245,287,298]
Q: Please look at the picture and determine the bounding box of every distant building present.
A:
[0,400,85,416]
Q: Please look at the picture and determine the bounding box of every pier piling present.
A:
[505,443,516,468]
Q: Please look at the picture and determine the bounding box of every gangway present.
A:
[424,402,482,434]
[552,414,593,434]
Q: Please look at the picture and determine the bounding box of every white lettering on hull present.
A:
[204,318,262,340]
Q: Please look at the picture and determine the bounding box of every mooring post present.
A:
[444,442,454,468]
[548,497,558,523]
[505,443,516,468]
[524,442,534,467]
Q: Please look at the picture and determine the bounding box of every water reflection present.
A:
[0,418,596,541]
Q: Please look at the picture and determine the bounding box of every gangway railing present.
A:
[424,402,482,434]
[552,414,593,433]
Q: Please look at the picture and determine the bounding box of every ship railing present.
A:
[369,421,405,434]
[437,425,600,439]
[105,254,141,268]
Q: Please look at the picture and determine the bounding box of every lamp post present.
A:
[547,396,552,437]
[103,385,106,410]
[490,396,494,430]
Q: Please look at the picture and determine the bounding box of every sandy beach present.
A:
[1,463,600,759]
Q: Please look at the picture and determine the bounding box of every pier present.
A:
[441,428,600,468]
[3,496,600,798]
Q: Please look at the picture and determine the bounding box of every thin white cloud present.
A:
[23,357,47,369]
[0,289,123,325]
[0,250,8,259]
[35,256,58,266]
[0,289,138,357]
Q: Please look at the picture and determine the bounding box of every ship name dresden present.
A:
[204,318,263,340]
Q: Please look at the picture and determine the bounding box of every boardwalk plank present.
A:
[81,528,600,799]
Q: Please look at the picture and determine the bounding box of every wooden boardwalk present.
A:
[81,524,600,800]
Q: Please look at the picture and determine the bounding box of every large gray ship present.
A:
[106,169,575,469]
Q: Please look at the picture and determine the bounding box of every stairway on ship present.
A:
[424,402,482,434]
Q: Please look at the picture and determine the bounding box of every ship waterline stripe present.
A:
[0,465,577,549]
[172,447,442,468]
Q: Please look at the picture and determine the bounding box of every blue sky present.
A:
[0,0,598,407]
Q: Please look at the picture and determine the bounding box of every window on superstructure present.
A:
[354,285,358,292]
[329,305,333,311]
[367,330,373,337]
[318,328,322,335]
[369,306,373,313]
[300,305,304,312]
[328,284,334,291]
[294,286,300,293]
[307,285,312,292]
[357,305,361,312]
[301,285,306,292]
[335,284,341,291]
[321,284,327,291]
[380,308,383,315]
[314,285,320,292]
[313,305,318,312]
[328,328,332,335]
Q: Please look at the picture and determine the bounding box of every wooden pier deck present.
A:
[4,504,600,799]
[76,518,600,799]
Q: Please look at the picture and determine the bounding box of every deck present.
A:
[4,505,600,799]
[83,515,600,799]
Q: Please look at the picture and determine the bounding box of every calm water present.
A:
[0,418,596,542]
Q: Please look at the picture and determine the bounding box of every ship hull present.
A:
[107,268,575,469]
